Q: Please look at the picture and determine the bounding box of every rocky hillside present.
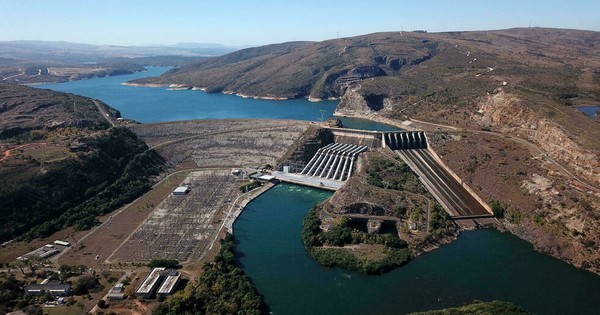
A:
[129,34,436,99]
[0,83,119,138]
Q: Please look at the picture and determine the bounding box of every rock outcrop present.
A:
[276,128,334,172]
[477,90,600,186]
[335,89,394,117]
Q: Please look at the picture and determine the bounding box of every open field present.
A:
[110,170,239,263]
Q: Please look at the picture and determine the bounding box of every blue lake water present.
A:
[37,67,600,314]
[38,67,338,123]
[577,106,600,118]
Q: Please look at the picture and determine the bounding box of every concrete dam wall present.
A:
[383,131,428,150]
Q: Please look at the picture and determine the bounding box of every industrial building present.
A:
[24,282,71,296]
[18,244,61,261]
[107,283,125,300]
[157,272,181,297]
[136,268,181,298]
[172,186,190,195]
[53,240,70,247]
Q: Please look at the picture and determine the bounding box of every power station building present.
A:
[136,268,181,298]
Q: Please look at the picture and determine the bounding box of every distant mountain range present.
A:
[0,40,239,62]
[0,40,240,83]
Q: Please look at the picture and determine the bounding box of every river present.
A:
[235,184,600,315]
[39,67,600,314]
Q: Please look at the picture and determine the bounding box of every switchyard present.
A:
[109,170,238,263]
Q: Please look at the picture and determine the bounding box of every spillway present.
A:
[383,131,428,150]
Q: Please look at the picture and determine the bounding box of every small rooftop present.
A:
[173,186,190,194]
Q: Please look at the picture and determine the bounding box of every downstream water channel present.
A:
[39,67,600,314]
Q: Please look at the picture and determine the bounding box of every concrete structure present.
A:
[393,148,492,219]
[274,142,367,190]
[157,272,181,297]
[328,128,382,147]
[277,127,492,220]
[271,171,344,191]
[53,240,70,247]
[107,283,125,300]
[136,267,165,298]
[172,186,190,195]
[24,282,71,296]
[382,131,428,150]
[136,268,181,298]
[300,143,368,181]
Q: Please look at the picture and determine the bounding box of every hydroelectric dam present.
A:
[273,127,494,221]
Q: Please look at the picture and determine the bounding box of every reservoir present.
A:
[37,67,394,130]
[235,184,600,315]
[39,68,600,314]
[577,105,600,119]
[38,67,338,123]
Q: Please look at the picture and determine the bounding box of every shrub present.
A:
[491,200,505,218]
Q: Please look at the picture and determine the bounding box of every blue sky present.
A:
[1,0,598,46]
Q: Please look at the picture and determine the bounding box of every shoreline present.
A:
[225,182,276,234]
[23,69,148,86]
[121,81,341,102]
[333,111,418,131]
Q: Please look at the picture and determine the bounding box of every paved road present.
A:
[396,149,490,218]
[92,100,115,127]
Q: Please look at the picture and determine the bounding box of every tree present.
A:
[148,259,180,269]
[73,275,99,295]
[491,200,505,218]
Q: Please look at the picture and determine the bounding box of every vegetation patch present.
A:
[0,127,165,242]
[408,300,532,315]
[148,259,181,269]
[366,156,427,194]
[154,233,264,315]
[302,207,411,274]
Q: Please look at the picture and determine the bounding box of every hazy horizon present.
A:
[1,0,599,47]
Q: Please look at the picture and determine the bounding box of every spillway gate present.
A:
[382,131,428,150]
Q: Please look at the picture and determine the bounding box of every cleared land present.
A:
[130,119,313,168]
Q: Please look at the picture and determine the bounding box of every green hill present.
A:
[0,84,164,242]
